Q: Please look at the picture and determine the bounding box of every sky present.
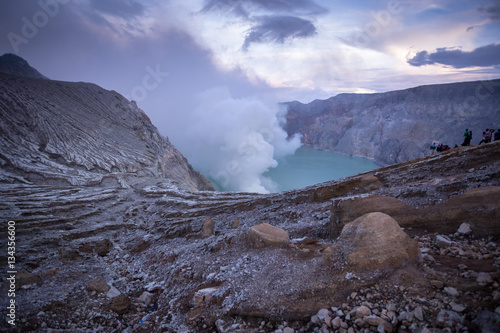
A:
[1,0,500,192]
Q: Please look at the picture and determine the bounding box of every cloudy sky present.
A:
[1,0,499,192]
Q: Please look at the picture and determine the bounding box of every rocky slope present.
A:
[0,141,499,332]
[284,79,500,165]
[0,56,213,192]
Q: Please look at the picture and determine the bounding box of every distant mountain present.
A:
[0,56,214,191]
[284,79,500,165]
[0,53,48,79]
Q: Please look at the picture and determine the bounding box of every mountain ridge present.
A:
[0,61,214,191]
[0,53,48,79]
[285,79,500,165]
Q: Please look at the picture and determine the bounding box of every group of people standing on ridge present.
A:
[431,127,499,154]
[462,128,499,146]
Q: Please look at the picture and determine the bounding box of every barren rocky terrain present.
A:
[1,55,499,332]
[1,141,499,332]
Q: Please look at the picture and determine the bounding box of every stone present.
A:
[413,306,424,321]
[249,223,290,248]
[449,302,466,313]
[137,291,153,307]
[106,286,121,298]
[472,311,500,333]
[330,195,415,237]
[430,280,444,289]
[364,315,393,332]
[110,295,131,314]
[435,235,453,248]
[79,238,113,256]
[456,222,472,235]
[323,246,336,264]
[283,328,294,333]
[194,287,219,307]
[386,304,397,312]
[86,277,110,293]
[436,310,464,328]
[443,287,459,296]
[356,305,371,317]
[476,272,493,285]
[201,217,215,238]
[16,270,42,288]
[331,317,342,329]
[231,219,240,228]
[425,187,500,236]
[334,212,420,270]
[317,308,330,321]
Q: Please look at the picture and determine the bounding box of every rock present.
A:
[323,246,336,264]
[425,186,500,236]
[449,302,466,313]
[317,308,330,321]
[110,295,131,314]
[201,217,215,238]
[79,238,113,256]
[86,277,110,293]
[436,310,464,328]
[330,195,415,237]
[59,248,81,261]
[356,305,371,317]
[138,291,153,307]
[194,287,219,307]
[249,223,290,248]
[364,315,393,332]
[334,212,420,270]
[435,235,453,248]
[283,328,294,333]
[476,272,493,285]
[413,306,424,321]
[231,219,240,228]
[430,280,444,289]
[16,269,42,288]
[456,222,472,235]
[106,286,121,298]
[331,317,342,329]
[443,287,459,296]
[472,311,500,333]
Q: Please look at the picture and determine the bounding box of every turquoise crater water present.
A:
[264,146,379,192]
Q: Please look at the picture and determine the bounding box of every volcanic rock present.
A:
[333,212,419,270]
[248,223,290,248]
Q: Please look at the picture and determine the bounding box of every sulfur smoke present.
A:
[174,87,301,193]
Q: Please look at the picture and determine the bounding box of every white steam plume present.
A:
[179,87,301,193]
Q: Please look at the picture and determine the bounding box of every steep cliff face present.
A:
[285,80,500,165]
[0,67,214,191]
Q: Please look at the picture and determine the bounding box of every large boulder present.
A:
[330,195,415,237]
[248,223,290,248]
[333,212,420,270]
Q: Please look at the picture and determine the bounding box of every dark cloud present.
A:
[89,0,145,19]
[243,16,316,51]
[408,44,500,68]
[202,0,328,17]
[202,0,325,50]
[478,1,500,20]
